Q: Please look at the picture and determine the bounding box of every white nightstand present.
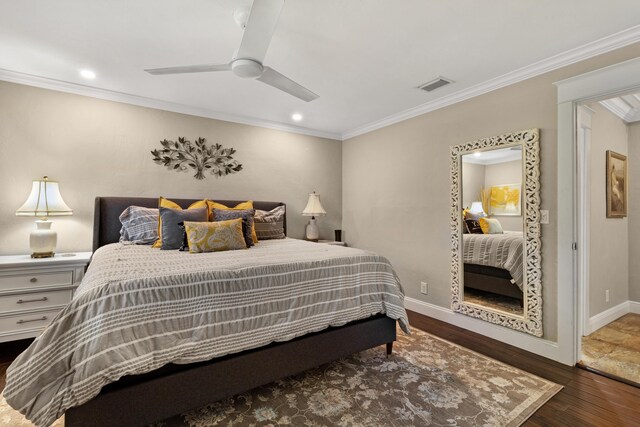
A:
[317,240,347,247]
[0,252,91,343]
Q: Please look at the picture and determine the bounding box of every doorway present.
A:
[575,92,640,386]
[555,56,640,367]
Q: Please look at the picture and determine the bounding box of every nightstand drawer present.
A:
[0,309,60,333]
[0,289,73,312]
[0,271,73,291]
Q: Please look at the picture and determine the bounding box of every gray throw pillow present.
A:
[254,205,285,240]
[212,209,255,247]
[159,207,208,250]
[119,206,159,244]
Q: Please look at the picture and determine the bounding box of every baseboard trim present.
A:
[588,301,630,334]
[404,297,560,362]
[629,301,640,314]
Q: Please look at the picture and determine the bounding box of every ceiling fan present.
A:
[144,0,318,102]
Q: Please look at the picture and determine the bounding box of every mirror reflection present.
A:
[461,146,524,316]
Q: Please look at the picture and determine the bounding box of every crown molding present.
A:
[600,98,630,121]
[2,24,640,142]
[0,68,342,141]
[342,24,640,140]
[600,98,640,123]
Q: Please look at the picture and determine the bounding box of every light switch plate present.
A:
[540,210,549,224]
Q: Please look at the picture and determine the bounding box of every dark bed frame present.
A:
[463,263,523,303]
[65,197,397,427]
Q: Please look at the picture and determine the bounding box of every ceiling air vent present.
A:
[419,76,454,92]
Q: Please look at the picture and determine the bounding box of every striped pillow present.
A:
[254,205,285,240]
[119,206,159,244]
[212,208,255,247]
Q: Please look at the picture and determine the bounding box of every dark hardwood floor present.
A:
[1,315,639,426]
[408,310,640,427]
[0,337,33,393]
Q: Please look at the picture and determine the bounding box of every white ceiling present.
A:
[1,0,640,140]
[462,147,522,166]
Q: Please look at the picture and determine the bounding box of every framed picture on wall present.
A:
[606,150,627,218]
[489,183,521,216]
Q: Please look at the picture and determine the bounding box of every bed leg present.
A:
[386,342,393,358]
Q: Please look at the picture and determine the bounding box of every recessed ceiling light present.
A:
[291,113,303,122]
[473,151,482,157]
[80,69,96,79]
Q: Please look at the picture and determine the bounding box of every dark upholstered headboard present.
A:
[93,197,286,252]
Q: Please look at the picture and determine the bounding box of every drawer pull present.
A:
[16,297,48,304]
[16,316,47,324]
[30,277,38,283]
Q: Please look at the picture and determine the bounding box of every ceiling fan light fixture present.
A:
[231,58,264,79]
[144,0,318,101]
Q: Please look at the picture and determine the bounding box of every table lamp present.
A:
[15,176,73,258]
[469,201,486,216]
[302,191,326,241]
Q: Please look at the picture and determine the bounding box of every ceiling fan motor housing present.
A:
[231,58,264,78]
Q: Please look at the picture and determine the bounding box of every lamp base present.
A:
[31,251,55,259]
[305,218,319,241]
[30,220,57,258]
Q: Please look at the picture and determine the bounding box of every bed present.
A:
[462,231,524,303]
[5,197,410,427]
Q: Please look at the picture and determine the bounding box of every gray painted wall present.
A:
[588,103,629,317]
[628,122,640,303]
[462,162,485,209]
[0,81,343,255]
[342,42,640,342]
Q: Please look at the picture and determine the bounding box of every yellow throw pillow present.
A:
[152,197,209,248]
[207,200,258,243]
[478,217,504,234]
[184,218,247,253]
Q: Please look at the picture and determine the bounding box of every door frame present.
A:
[555,56,640,365]
[576,105,594,348]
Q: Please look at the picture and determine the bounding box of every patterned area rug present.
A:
[0,327,561,426]
[581,313,640,385]
[464,288,524,316]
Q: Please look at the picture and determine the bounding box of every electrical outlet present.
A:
[605,289,610,303]
[420,281,428,295]
[540,210,549,224]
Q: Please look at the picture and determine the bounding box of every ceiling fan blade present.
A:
[236,0,284,63]
[257,67,319,102]
[145,63,230,75]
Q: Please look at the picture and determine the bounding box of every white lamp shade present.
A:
[16,177,73,218]
[469,201,485,216]
[302,192,326,217]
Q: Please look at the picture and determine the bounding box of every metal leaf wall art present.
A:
[151,137,243,180]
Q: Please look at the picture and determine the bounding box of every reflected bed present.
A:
[462,231,524,303]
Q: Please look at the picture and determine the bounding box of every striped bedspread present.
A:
[462,231,524,289]
[5,238,409,426]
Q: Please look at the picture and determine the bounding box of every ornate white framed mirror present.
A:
[450,128,542,336]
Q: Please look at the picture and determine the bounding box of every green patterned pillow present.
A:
[184,218,247,253]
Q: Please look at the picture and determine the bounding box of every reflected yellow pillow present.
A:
[152,197,209,248]
[207,200,258,243]
[184,218,247,253]
[479,217,504,234]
